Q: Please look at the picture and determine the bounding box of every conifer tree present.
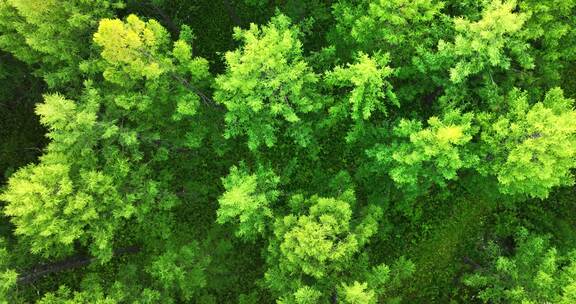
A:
[369,110,478,197]
[439,0,533,84]
[324,52,397,142]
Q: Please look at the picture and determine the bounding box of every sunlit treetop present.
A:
[94,14,172,83]
[477,88,576,198]
[439,0,533,84]
[214,14,322,150]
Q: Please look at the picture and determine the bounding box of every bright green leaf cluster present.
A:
[370,110,478,195]
[465,229,576,303]
[0,0,121,88]
[94,14,171,84]
[325,52,397,141]
[478,88,576,198]
[217,165,280,240]
[440,0,533,83]
[214,15,321,150]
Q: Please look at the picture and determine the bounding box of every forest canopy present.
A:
[0,0,575,303]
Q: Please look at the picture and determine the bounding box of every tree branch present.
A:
[127,0,180,37]
[222,0,242,26]
[17,246,140,285]
[136,47,221,109]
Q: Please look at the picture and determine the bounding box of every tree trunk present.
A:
[17,246,140,285]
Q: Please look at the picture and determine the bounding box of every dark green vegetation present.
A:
[1,0,576,303]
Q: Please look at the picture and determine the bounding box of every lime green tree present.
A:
[324,52,397,142]
[214,15,322,150]
[1,14,215,301]
[369,110,478,197]
[217,166,414,303]
[465,229,576,303]
[439,0,533,84]
[477,88,576,198]
[0,0,122,88]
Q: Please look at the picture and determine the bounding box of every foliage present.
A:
[94,14,172,84]
[477,88,576,198]
[214,14,321,150]
[1,94,131,260]
[37,285,120,304]
[217,165,280,240]
[369,110,478,196]
[0,0,122,89]
[265,192,414,303]
[464,229,576,303]
[0,0,575,303]
[333,0,445,63]
[439,0,533,84]
[0,238,16,304]
[324,52,397,141]
[147,242,209,300]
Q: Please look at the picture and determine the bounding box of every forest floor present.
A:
[405,188,493,302]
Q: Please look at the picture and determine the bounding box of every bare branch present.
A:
[17,246,140,285]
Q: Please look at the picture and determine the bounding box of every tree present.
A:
[438,0,533,84]
[0,0,122,89]
[324,52,397,142]
[517,0,576,89]
[37,285,120,304]
[214,14,322,150]
[331,0,446,104]
[369,110,478,197]
[217,165,280,240]
[2,13,215,264]
[147,242,209,301]
[332,0,445,65]
[0,94,132,260]
[415,0,537,112]
[338,281,376,304]
[464,228,576,303]
[265,192,414,303]
[477,88,576,198]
